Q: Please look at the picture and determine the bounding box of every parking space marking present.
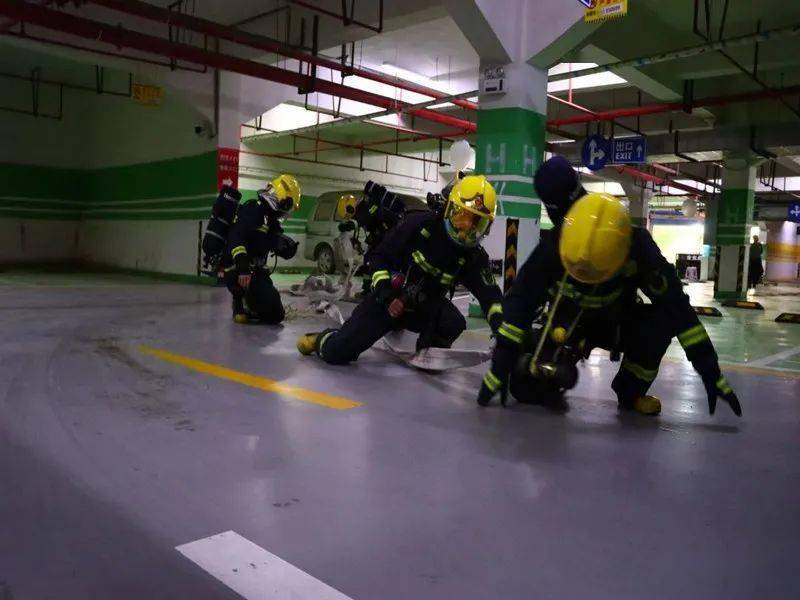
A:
[138,345,362,410]
[177,531,353,600]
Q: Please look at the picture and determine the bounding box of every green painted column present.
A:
[475,61,547,278]
[714,159,756,300]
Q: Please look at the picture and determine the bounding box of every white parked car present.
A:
[304,190,427,273]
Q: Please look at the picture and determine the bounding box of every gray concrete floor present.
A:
[1,274,799,599]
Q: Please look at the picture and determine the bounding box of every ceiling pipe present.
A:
[286,0,383,34]
[0,0,53,31]
[1,28,208,73]
[548,84,800,127]
[1,1,476,133]
[613,165,707,197]
[246,90,479,142]
[239,148,434,182]
[82,0,477,111]
[241,126,466,162]
[548,22,800,83]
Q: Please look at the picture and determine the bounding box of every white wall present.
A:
[78,220,203,274]
[0,220,80,264]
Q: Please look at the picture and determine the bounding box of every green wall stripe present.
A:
[501,200,541,219]
[1,156,322,222]
[0,198,83,211]
[0,208,82,220]
[83,197,215,211]
[82,152,217,202]
[0,162,82,200]
[83,210,210,221]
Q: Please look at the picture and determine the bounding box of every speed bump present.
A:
[693,306,723,317]
[721,300,764,310]
[775,313,800,324]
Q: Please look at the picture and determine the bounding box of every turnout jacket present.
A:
[498,227,716,364]
[368,211,503,320]
[223,198,285,274]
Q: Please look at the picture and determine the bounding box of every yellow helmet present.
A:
[267,174,301,216]
[559,192,632,284]
[445,175,497,247]
[336,193,358,220]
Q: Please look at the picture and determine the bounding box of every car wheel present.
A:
[316,244,335,274]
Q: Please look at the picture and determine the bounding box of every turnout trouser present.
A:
[317,295,466,365]
[224,267,285,324]
[607,304,672,405]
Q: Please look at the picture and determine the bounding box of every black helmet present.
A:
[534,156,586,227]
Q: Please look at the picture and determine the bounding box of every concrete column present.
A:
[476,61,547,264]
[703,194,718,280]
[766,221,800,282]
[444,0,584,268]
[714,156,756,300]
[621,182,652,229]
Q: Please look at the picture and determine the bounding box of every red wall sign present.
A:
[217,147,240,191]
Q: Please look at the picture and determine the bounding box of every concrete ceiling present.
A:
[6,0,800,210]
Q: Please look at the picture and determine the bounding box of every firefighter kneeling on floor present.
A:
[222,174,301,325]
[477,156,743,417]
[297,175,505,364]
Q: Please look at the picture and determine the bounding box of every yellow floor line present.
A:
[137,345,362,410]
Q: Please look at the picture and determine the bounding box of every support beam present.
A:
[548,84,800,127]
[548,22,800,83]
[0,0,476,132]
[84,0,477,110]
[244,90,479,142]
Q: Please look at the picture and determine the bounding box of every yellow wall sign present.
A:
[131,83,163,106]
[585,0,628,23]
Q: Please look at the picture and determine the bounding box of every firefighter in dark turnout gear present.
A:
[477,157,742,417]
[297,175,504,364]
[222,174,301,324]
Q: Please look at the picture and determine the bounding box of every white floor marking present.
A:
[177,531,353,600]
[748,346,800,367]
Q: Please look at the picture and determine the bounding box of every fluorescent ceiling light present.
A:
[381,62,442,89]
[584,181,625,195]
[674,179,716,192]
[547,62,627,93]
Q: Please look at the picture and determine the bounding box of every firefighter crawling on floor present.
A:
[477,156,743,417]
[296,175,504,364]
[202,174,302,325]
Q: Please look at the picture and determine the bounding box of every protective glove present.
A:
[693,355,742,416]
[477,341,519,407]
[700,371,742,417]
[274,234,299,260]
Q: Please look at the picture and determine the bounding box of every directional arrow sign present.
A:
[789,202,800,223]
[581,134,610,171]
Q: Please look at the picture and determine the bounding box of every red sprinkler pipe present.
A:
[548,84,800,127]
[614,165,704,196]
[84,0,478,111]
[240,125,466,161]
[1,1,476,132]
